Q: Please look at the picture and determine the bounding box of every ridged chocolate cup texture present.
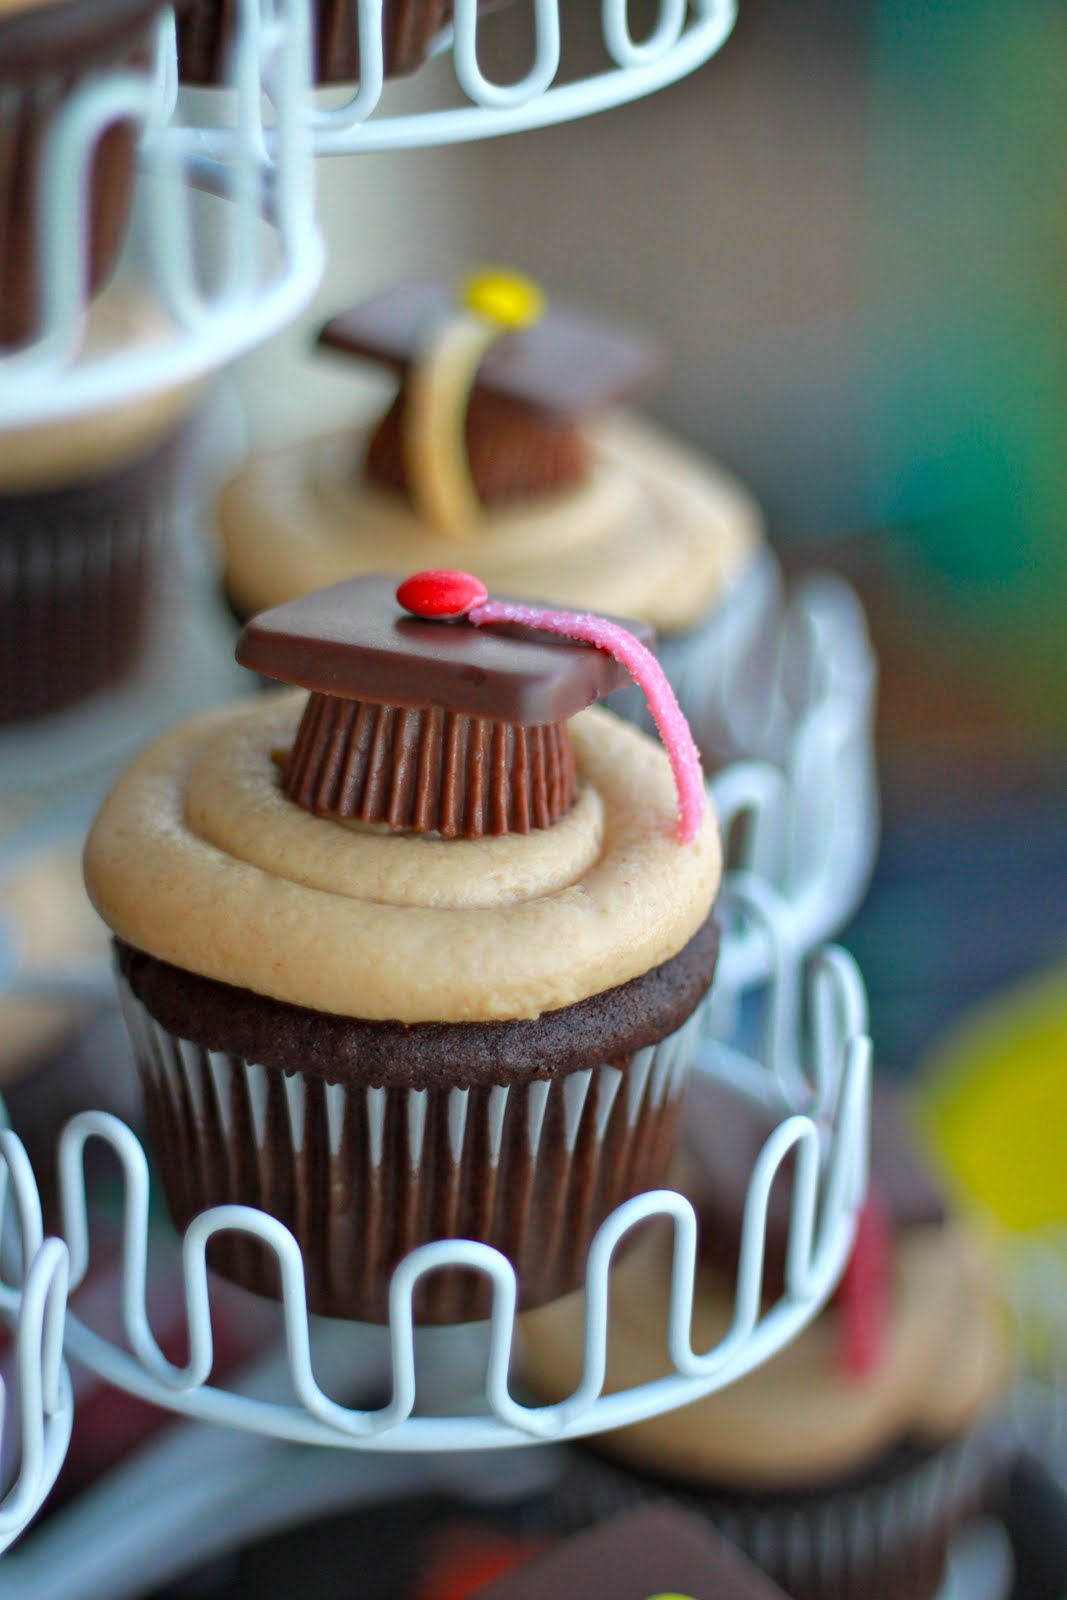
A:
[177,0,500,86]
[0,0,164,349]
[527,1426,1010,1600]
[0,429,181,725]
[284,690,577,836]
[365,386,590,507]
[114,922,719,1325]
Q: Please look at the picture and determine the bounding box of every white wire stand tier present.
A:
[708,570,878,1012]
[175,0,739,160]
[1,0,735,430]
[0,5,323,432]
[0,1130,73,1557]
[0,924,870,1467]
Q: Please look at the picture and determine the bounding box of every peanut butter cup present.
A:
[237,573,652,836]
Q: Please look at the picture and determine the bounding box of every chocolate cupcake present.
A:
[0,296,198,725]
[177,0,505,86]
[0,0,167,350]
[84,573,723,1324]
[217,272,770,765]
[519,1078,1010,1600]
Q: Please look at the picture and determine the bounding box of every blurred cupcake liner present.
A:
[522,1418,1012,1600]
[117,976,709,1324]
[0,0,162,349]
[176,0,501,86]
[0,431,182,725]
[605,554,782,770]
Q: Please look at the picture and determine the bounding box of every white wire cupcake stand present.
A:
[0,0,885,1588]
[0,914,872,1594]
[0,0,737,431]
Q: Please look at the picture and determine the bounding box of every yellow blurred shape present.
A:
[916,966,1067,1232]
[459,268,546,330]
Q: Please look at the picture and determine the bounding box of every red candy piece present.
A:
[837,1188,891,1379]
[397,570,489,620]
[413,1531,542,1600]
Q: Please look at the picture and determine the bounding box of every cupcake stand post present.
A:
[0,3,939,1595]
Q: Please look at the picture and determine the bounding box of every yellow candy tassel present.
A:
[404,269,546,539]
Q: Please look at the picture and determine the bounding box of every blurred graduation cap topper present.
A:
[319,271,661,417]
[317,270,663,528]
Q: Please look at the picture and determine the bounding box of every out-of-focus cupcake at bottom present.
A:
[518,1077,1011,1600]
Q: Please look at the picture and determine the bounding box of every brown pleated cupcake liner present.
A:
[118,974,707,1325]
[176,0,491,86]
[0,43,149,349]
[523,1420,1012,1600]
[0,431,181,725]
[284,690,577,837]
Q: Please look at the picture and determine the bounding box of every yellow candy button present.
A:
[645,1594,699,1599]
[459,267,545,330]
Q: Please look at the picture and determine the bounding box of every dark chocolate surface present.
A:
[475,1505,787,1600]
[681,1076,948,1291]
[236,574,655,723]
[115,913,719,1090]
[318,282,661,419]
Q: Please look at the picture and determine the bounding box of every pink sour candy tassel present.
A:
[468,599,705,844]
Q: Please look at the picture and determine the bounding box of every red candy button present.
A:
[397,570,488,620]
[837,1188,891,1379]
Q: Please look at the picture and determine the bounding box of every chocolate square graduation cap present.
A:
[318,280,661,505]
[237,574,654,840]
[473,1505,789,1600]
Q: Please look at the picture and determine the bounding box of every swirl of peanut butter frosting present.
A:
[84,695,721,1023]
[218,411,763,635]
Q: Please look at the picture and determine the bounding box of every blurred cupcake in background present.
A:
[0,0,166,350]
[177,0,509,85]
[0,295,199,726]
[217,270,771,765]
[519,1076,1011,1600]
